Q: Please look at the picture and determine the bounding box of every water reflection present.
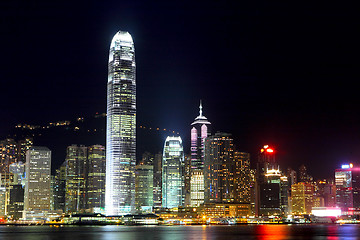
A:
[1,225,360,240]
[255,225,289,240]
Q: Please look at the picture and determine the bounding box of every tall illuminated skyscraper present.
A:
[106,31,136,215]
[189,101,211,206]
[162,136,185,208]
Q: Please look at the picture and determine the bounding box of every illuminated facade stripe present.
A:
[106,31,136,215]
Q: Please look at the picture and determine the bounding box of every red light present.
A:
[266,148,274,153]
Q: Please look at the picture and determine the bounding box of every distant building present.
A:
[204,133,246,204]
[235,152,251,203]
[291,182,314,215]
[87,145,106,212]
[65,145,88,213]
[299,164,313,183]
[189,101,211,206]
[54,162,66,211]
[259,168,282,216]
[153,153,162,208]
[135,164,153,212]
[162,136,185,208]
[24,147,51,219]
[7,184,24,220]
[335,164,360,214]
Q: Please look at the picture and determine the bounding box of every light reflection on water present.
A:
[1,225,360,240]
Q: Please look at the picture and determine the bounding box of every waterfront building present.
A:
[335,164,360,214]
[162,136,184,208]
[135,164,154,212]
[24,147,51,218]
[106,30,136,215]
[204,133,245,204]
[190,169,204,207]
[153,153,162,208]
[54,162,66,211]
[235,152,251,203]
[65,145,88,213]
[255,145,277,216]
[189,101,211,206]
[258,168,282,216]
[291,182,314,215]
[87,145,106,212]
[0,186,5,217]
[280,175,289,215]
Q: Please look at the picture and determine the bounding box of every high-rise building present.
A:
[17,138,33,162]
[65,145,88,213]
[255,145,277,216]
[24,147,51,218]
[153,153,162,208]
[135,164,153,212]
[258,168,282,216]
[106,30,136,215]
[54,162,66,211]
[299,164,313,183]
[335,164,360,214]
[291,182,314,214]
[189,102,211,206]
[235,152,251,203]
[0,139,18,184]
[204,133,238,203]
[162,136,184,208]
[87,145,106,212]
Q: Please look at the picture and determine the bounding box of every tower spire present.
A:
[199,100,203,117]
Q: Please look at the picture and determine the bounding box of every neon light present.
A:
[342,164,350,169]
[266,148,274,153]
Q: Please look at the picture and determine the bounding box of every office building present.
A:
[153,153,162,208]
[87,145,106,212]
[204,133,240,203]
[162,136,184,208]
[335,164,360,214]
[106,30,136,215]
[135,164,153,212]
[24,147,51,218]
[189,102,211,206]
[65,145,87,213]
[291,182,314,215]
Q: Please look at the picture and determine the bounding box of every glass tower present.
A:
[106,31,136,215]
[162,136,184,208]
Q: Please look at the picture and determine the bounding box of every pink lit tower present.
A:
[189,101,211,206]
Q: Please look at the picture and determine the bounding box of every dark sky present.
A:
[0,0,359,179]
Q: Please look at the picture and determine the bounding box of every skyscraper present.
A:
[335,164,360,214]
[190,101,211,206]
[162,136,184,208]
[204,132,237,203]
[106,31,136,215]
[87,145,106,212]
[65,145,87,213]
[24,147,51,219]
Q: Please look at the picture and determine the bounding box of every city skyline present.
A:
[0,0,359,179]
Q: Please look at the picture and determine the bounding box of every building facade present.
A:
[335,164,360,214]
[87,145,106,212]
[189,102,211,206]
[162,136,184,208]
[106,30,136,215]
[291,182,314,215]
[24,147,51,218]
[204,133,245,204]
[65,145,88,213]
[135,164,154,212]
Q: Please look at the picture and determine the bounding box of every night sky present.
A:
[0,0,359,179]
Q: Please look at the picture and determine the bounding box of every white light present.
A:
[312,207,341,217]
